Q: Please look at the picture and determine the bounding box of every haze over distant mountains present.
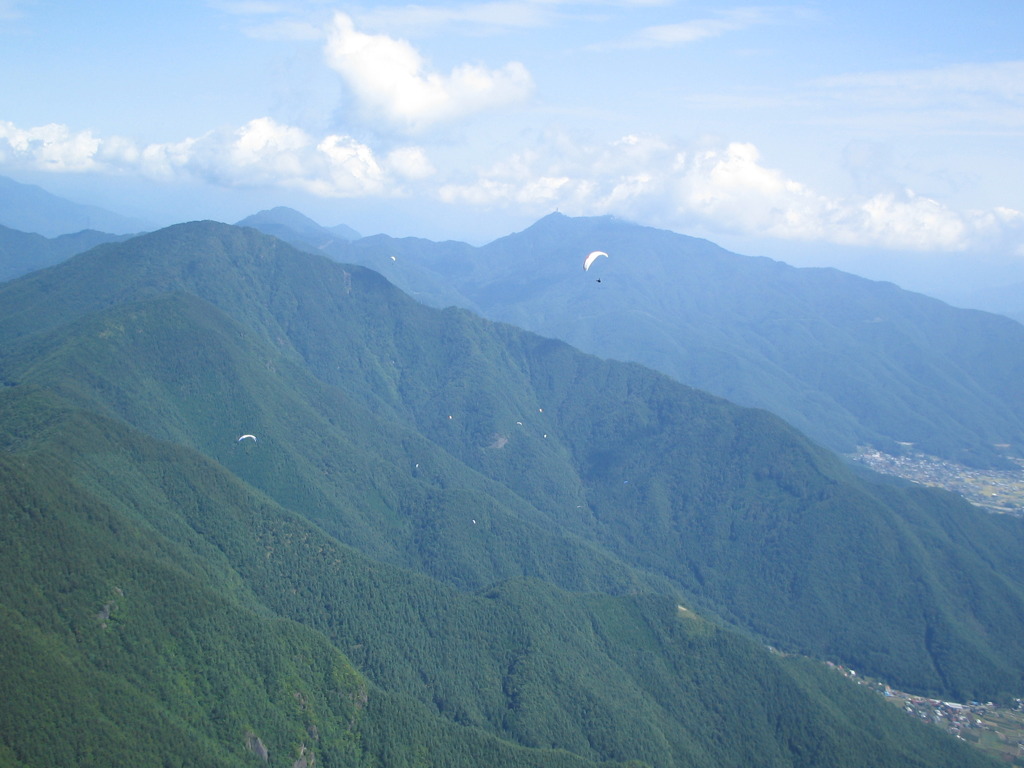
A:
[0,175,151,237]
[4,184,1023,470]
[0,224,133,283]
[236,206,361,245]
[0,219,1016,767]
[239,206,1024,470]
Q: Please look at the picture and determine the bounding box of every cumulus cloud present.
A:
[439,135,1024,252]
[0,118,419,198]
[323,12,533,131]
[386,146,436,180]
[3,117,1021,254]
[172,119,393,196]
[208,117,312,184]
[310,134,387,195]
[675,143,1024,251]
[0,122,106,171]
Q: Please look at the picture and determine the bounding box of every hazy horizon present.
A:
[2,1,1023,308]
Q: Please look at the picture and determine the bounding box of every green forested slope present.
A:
[4,221,1024,700]
[331,212,1024,468]
[3,222,1023,699]
[0,405,369,767]
[0,391,622,768]
[0,387,997,768]
[0,221,1015,766]
[0,224,126,283]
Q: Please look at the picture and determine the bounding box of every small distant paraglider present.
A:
[583,250,608,271]
[237,434,257,443]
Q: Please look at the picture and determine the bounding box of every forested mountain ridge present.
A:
[13,198,1022,471]
[0,223,128,283]
[0,220,1015,766]
[1,404,992,767]
[304,211,1024,469]
[236,206,361,247]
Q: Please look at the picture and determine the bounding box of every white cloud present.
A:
[677,142,830,237]
[139,138,197,179]
[323,12,533,132]
[0,117,411,198]
[2,116,1021,254]
[438,135,1024,252]
[312,134,387,195]
[218,117,311,182]
[0,122,105,171]
[182,120,391,197]
[677,144,1024,251]
[386,146,436,180]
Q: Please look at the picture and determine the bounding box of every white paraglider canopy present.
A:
[237,434,257,442]
[583,251,608,271]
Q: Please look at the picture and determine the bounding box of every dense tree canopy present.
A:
[0,221,1012,767]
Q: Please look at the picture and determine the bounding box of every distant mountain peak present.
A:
[237,206,323,235]
[236,206,360,243]
[528,211,621,230]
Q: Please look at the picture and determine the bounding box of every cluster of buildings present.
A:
[825,661,1024,760]
[896,694,988,735]
[851,447,1024,515]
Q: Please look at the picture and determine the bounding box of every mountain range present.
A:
[0,224,132,283]
[243,206,1024,469]
[1,219,1020,766]
[0,175,151,237]
[5,187,1023,470]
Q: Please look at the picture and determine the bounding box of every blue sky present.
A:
[2,1,1024,294]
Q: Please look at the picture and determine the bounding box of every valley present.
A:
[831,663,1024,765]
[852,448,1024,515]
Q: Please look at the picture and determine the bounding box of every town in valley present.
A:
[830,663,1024,765]
[852,448,1024,516]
